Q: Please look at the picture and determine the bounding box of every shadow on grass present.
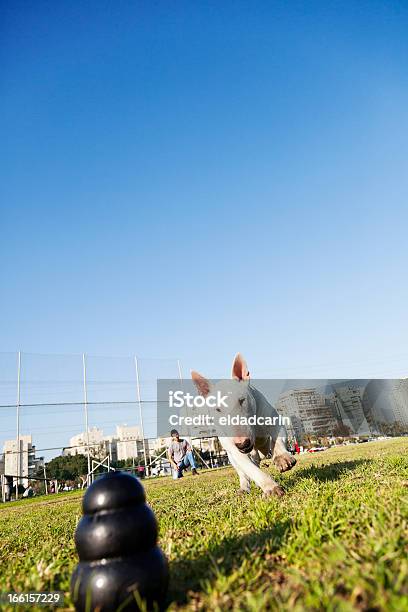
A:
[167,458,373,606]
[168,519,291,605]
[290,458,373,484]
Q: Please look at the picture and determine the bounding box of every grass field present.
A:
[1,438,407,611]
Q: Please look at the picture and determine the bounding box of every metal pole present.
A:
[147,447,167,469]
[177,358,193,440]
[82,354,91,484]
[177,359,183,381]
[193,446,210,469]
[16,351,21,497]
[43,465,48,495]
[134,357,148,474]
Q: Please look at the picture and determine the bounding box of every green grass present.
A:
[1,438,407,611]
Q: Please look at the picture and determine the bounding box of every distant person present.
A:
[167,429,198,480]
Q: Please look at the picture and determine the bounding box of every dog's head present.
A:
[191,353,256,454]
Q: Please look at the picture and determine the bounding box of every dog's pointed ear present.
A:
[191,370,212,397]
[231,353,250,381]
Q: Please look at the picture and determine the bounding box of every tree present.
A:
[376,421,408,436]
[112,457,146,470]
[332,423,353,438]
[43,454,88,481]
[301,433,314,447]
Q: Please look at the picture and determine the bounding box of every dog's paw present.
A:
[262,484,285,498]
[273,453,297,473]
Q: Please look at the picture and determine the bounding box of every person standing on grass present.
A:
[167,429,199,480]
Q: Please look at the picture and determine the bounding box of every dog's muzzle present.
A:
[235,438,254,454]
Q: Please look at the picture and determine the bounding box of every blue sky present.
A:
[2,0,408,387]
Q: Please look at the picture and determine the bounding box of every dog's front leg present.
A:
[229,448,265,494]
[271,427,297,473]
[228,453,251,494]
[222,439,284,497]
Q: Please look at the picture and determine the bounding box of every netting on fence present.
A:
[0,352,181,463]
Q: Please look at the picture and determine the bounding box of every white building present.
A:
[390,379,408,427]
[331,386,371,435]
[149,436,171,454]
[65,425,149,463]
[3,435,44,487]
[362,379,408,431]
[115,425,146,461]
[66,427,104,457]
[276,388,338,441]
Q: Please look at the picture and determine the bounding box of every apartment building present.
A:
[2,435,44,486]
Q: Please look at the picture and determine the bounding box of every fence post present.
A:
[134,357,148,474]
[16,351,21,497]
[82,354,91,484]
[1,474,5,503]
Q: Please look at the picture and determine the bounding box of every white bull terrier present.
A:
[191,353,296,497]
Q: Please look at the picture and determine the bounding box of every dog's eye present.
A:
[238,398,245,406]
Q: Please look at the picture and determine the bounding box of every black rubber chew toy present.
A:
[70,472,168,611]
